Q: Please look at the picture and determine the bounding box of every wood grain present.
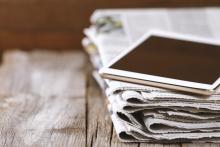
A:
[0,50,87,146]
[86,76,113,147]
[0,50,219,146]
[0,1,220,49]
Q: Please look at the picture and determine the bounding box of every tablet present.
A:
[99,31,220,95]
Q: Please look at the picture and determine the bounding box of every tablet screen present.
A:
[110,35,220,84]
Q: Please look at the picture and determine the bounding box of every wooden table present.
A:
[0,50,218,147]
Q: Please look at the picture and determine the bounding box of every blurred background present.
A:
[0,0,220,50]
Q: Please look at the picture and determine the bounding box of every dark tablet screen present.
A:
[111,35,220,84]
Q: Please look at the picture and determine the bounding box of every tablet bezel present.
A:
[99,30,220,95]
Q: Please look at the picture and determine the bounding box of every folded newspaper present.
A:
[82,8,220,143]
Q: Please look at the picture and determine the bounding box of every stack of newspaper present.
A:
[82,8,220,143]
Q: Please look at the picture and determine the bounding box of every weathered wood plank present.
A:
[0,50,87,147]
[86,75,113,147]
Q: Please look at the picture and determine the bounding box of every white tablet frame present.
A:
[99,30,220,95]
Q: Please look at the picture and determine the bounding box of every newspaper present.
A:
[82,8,220,143]
[86,8,220,66]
